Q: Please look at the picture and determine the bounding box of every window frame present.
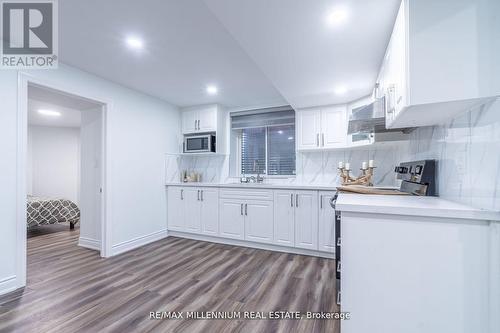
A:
[237,125,296,178]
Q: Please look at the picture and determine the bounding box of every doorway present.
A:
[16,74,111,289]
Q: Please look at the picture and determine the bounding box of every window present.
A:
[233,107,296,176]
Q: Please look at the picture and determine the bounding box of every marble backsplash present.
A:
[165,99,500,211]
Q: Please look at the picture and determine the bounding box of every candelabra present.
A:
[338,161,375,186]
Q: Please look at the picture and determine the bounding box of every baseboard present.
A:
[78,237,101,251]
[0,275,17,296]
[112,229,168,256]
[168,231,335,259]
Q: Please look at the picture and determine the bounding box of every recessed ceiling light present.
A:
[126,36,144,50]
[278,130,284,134]
[326,7,349,27]
[334,85,348,95]
[206,85,218,95]
[38,109,61,117]
[288,136,294,140]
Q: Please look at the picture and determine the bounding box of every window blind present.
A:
[267,125,296,175]
[241,127,266,174]
[231,106,295,130]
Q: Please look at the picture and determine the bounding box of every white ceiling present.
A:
[203,0,401,108]
[59,0,286,108]
[28,85,100,127]
[58,0,400,109]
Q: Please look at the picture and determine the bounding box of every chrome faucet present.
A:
[253,160,264,183]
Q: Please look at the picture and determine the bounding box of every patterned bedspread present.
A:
[27,196,80,228]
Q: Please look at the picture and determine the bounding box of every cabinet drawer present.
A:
[219,188,273,201]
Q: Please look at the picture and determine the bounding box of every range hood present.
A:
[348,97,389,134]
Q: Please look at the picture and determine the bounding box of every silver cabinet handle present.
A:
[295,194,299,208]
[180,189,184,200]
[200,190,203,201]
[290,193,294,207]
[316,133,319,147]
[321,133,325,147]
[337,237,341,246]
[240,203,243,215]
[245,203,248,216]
[197,190,200,201]
[194,119,197,130]
[336,291,341,305]
[320,195,323,209]
[197,119,200,130]
[337,261,341,273]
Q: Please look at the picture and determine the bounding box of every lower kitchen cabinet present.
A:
[167,187,186,231]
[273,191,295,246]
[200,188,219,236]
[294,191,319,250]
[219,199,245,240]
[318,191,336,253]
[184,188,201,233]
[168,187,219,236]
[245,201,274,244]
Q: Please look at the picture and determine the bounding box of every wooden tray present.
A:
[337,185,410,195]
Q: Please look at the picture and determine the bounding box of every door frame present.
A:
[16,72,113,289]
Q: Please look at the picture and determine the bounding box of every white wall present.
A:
[0,64,180,294]
[27,126,80,204]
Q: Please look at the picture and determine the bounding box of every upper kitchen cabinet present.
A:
[182,105,219,134]
[296,105,347,151]
[380,0,500,129]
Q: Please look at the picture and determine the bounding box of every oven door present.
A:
[184,135,210,153]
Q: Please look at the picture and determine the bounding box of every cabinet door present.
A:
[219,199,245,240]
[245,201,274,244]
[184,188,201,233]
[182,110,198,134]
[318,192,336,253]
[273,190,295,246]
[294,191,319,250]
[200,188,219,236]
[322,106,347,148]
[198,106,217,132]
[297,109,321,150]
[167,187,186,231]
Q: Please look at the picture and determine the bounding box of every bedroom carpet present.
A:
[0,229,338,333]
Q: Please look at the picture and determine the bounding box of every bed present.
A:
[27,195,80,229]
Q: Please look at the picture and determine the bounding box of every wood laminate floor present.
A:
[0,227,339,333]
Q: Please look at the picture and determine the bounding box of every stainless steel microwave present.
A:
[183,134,216,153]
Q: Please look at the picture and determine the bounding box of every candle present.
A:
[362,161,368,170]
[369,160,374,168]
[345,163,350,170]
[338,161,344,169]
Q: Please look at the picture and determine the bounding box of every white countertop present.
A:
[165,182,339,191]
[336,193,500,221]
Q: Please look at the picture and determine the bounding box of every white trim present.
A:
[78,237,101,251]
[0,276,18,296]
[16,72,113,292]
[168,231,335,259]
[111,230,168,256]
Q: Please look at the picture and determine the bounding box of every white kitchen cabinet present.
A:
[322,106,347,148]
[273,191,295,246]
[181,110,198,134]
[318,192,336,253]
[380,0,500,129]
[297,109,321,150]
[296,106,347,151]
[184,188,201,233]
[245,201,274,244]
[167,187,186,231]
[181,105,218,134]
[200,188,219,236]
[294,191,319,250]
[340,210,494,333]
[219,199,245,240]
